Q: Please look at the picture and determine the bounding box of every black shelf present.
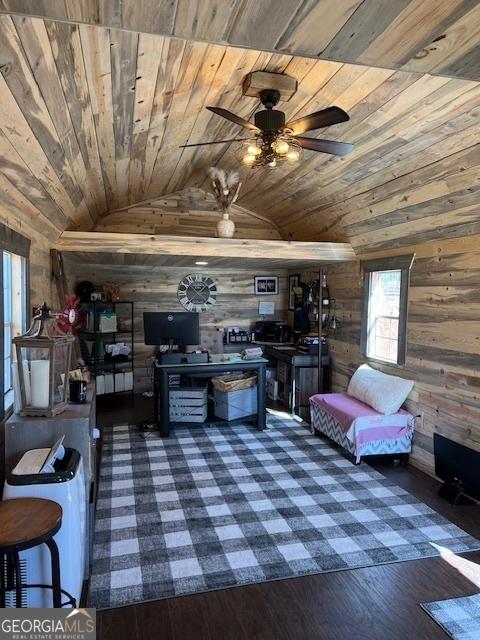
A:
[79,300,134,396]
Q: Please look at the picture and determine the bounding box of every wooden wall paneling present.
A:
[145,40,213,198]
[128,33,163,205]
[174,0,241,43]
[0,171,58,240]
[354,0,467,68]
[295,137,480,246]
[110,28,138,208]
[79,23,119,211]
[64,0,99,24]
[277,97,480,238]
[45,20,107,214]
[12,16,100,223]
[0,129,68,232]
[226,0,306,51]
[93,188,283,240]
[0,189,58,308]
[401,2,480,76]
[163,43,230,195]
[0,15,93,228]
[274,0,364,57]
[325,235,480,476]
[64,257,290,391]
[321,0,412,64]
[2,0,480,81]
[142,36,186,201]
[307,79,479,193]
[120,0,177,36]
[273,75,469,229]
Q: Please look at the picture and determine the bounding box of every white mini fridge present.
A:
[3,446,86,608]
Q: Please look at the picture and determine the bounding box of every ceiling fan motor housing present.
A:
[255,109,285,132]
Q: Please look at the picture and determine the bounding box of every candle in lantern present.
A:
[30,360,50,408]
[22,360,31,405]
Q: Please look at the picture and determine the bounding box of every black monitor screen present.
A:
[143,312,200,346]
[434,433,480,501]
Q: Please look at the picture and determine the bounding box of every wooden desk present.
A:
[154,359,267,437]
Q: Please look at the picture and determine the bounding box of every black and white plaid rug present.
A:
[89,415,480,610]
[421,593,480,639]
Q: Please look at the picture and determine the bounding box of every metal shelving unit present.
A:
[78,300,134,396]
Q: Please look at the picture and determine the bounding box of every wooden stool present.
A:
[0,498,73,608]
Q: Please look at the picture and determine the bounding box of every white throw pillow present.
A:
[347,364,414,415]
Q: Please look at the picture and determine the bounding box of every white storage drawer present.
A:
[214,386,257,421]
[169,387,207,423]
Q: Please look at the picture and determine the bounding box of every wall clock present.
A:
[177,273,218,312]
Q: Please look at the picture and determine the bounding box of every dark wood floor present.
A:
[95,395,480,640]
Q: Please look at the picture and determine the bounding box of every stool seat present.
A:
[0,498,62,552]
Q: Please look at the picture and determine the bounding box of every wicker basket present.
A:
[212,372,257,392]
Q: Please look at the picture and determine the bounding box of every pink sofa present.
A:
[310,392,414,464]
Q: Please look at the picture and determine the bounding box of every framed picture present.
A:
[289,274,300,310]
[254,276,279,296]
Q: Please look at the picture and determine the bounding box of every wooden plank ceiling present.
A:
[1,0,480,81]
[0,11,478,254]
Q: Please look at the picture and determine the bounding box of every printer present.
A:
[254,321,290,343]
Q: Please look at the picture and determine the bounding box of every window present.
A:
[361,255,414,365]
[3,252,27,411]
[0,224,30,419]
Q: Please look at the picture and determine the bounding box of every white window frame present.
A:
[3,251,27,412]
[1,224,30,419]
[361,255,414,366]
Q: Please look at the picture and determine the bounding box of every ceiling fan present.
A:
[180,89,354,167]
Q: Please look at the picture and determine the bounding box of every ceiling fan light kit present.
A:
[181,76,354,168]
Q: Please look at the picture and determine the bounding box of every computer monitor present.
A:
[143,312,200,346]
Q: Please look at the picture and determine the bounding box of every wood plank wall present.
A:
[324,234,480,476]
[94,188,282,240]
[1,207,56,308]
[64,258,288,392]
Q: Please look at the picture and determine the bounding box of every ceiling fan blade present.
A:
[286,106,350,135]
[207,106,260,132]
[295,137,354,156]
[179,137,249,148]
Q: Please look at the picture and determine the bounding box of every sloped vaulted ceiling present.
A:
[0,7,478,253]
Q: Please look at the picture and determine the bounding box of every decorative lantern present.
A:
[13,302,74,417]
